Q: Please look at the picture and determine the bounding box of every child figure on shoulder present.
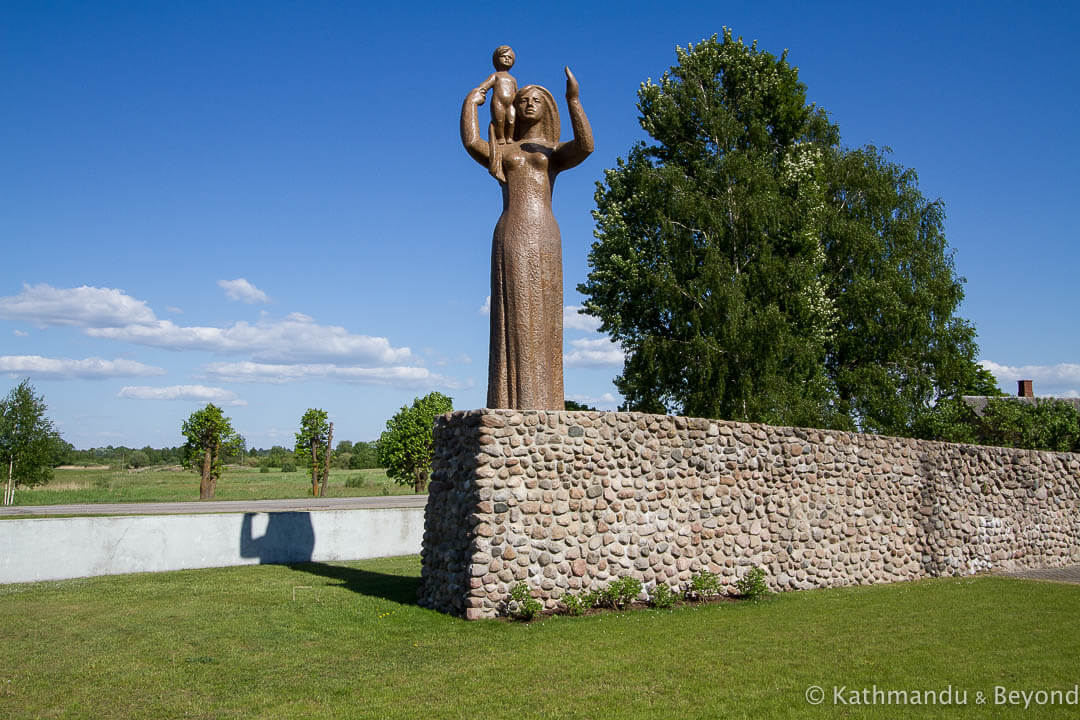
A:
[478,45,517,180]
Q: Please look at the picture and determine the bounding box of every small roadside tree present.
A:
[348,441,380,469]
[0,379,64,506]
[181,403,241,500]
[378,392,453,493]
[266,445,291,468]
[295,408,333,497]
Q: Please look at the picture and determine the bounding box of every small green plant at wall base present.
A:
[685,570,722,601]
[736,566,771,600]
[596,576,643,610]
[344,474,368,488]
[506,582,541,621]
[580,590,600,609]
[561,592,593,616]
[648,582,677,609]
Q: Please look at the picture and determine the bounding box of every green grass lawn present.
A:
[14,466,415,505]
[2,557,1077,719]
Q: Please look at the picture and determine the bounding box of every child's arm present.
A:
[478,72,499,92]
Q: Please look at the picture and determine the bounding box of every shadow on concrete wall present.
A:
[239,512,315,564]
[287,562,420,605]
[239,510,419,605]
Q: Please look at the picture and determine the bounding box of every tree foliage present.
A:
[180,403,241,500]
[378,392,453,493]
[262,445,294,468]
[580,30,980,437]
[911,365,1003,443]
[295,408,332,497]
[978,399,1080,453]
[1,379,64,505]
[348,441,381,470]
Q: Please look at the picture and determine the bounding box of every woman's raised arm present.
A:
[461,86,492,167]
[552,67,594,172]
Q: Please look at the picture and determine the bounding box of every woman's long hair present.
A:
[513,85,560,144]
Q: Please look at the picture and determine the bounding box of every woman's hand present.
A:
[471,86,487,107]
[565,66,579,102]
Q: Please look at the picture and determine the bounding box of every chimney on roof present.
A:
[1018,379,1033,398]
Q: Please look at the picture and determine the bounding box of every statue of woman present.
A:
[461,66,594,410]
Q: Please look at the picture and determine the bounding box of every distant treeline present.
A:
[251,440,380,470]
[61,440,382,470]
[59,398,1080,472]
[61,444,185,468]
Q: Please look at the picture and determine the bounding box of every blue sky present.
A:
[2,1,1078,449]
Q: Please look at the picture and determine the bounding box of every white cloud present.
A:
[6,284,426,378]
[13,330,28,337]
[165,306,183,315]
[563,305,602,332]
[478,296,490,316]
[257,427,297,441]
[218,278,270,304]
[0,355,166,380]
[981,360,1080,397]
[87,314,414,365]
[565,336,625,368]
[118,385,246,406]
[201,361,462,389]
[0,283,156,327]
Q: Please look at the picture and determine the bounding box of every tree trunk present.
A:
[209,439,219,498]
[413,468,425,494]
[4,456,13,506]
[310,438,319,497]
[200,443,213,500]
[319,423,333,498]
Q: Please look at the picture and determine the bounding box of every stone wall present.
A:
[418,410,1080,619]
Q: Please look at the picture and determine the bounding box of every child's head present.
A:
[493,45,515,71]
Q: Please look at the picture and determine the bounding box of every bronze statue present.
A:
[462,52,594,410]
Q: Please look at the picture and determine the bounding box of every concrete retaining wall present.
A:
[419,409,1080,619]
[0,507,424,584]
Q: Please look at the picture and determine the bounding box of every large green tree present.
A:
[0,379,64,506]
[378,392,453,493]
[295,408,333,497]
[580,31,979,436]
[181,403,241,500]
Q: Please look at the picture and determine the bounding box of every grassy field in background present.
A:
[1,556,1077,719]
[13,466,415,505]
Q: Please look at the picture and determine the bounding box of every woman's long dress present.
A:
[487,141,563,410]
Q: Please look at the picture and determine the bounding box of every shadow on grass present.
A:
[287,562,420,606]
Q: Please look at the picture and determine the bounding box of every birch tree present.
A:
[0,379,61,506]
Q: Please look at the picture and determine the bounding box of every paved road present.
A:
[0,494,428,517]
[999,564,1080,585]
